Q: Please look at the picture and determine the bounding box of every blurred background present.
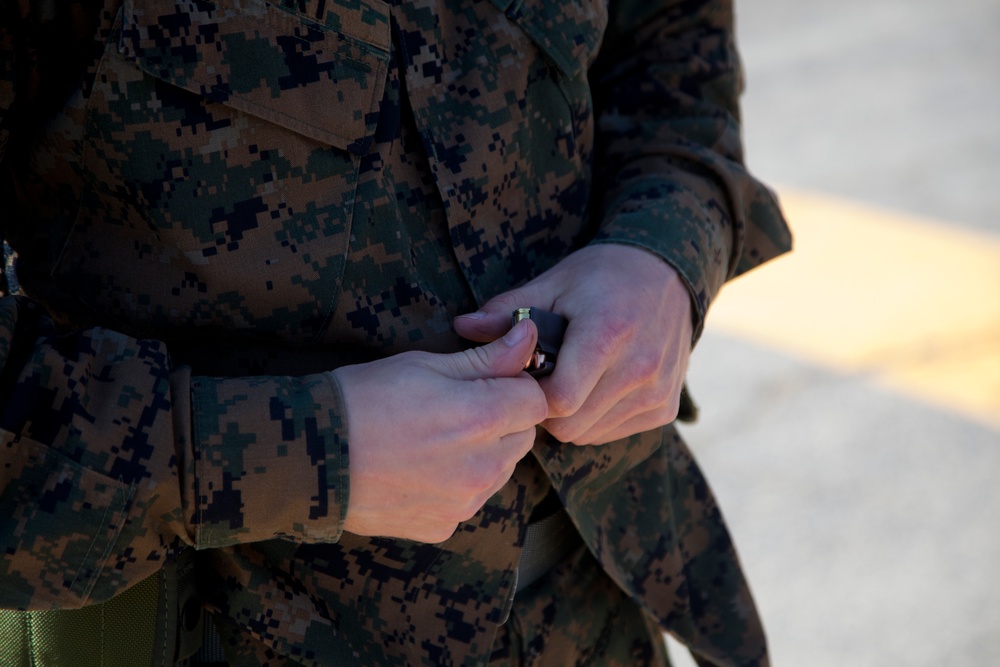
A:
[668,1,1000,665]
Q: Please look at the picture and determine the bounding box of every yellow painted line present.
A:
[709,188,1000,430]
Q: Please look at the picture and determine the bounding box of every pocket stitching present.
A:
[121,0,391,151]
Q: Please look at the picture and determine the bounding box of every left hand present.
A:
[453,244,694,445]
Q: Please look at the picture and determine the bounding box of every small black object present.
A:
[511,307,568,378]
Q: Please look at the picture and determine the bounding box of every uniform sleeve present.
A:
[0,297,350,611]
[0,4,351,612]
[589,0,792,340]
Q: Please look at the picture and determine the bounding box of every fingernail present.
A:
[503,320,528,346]
[456,312,485,320]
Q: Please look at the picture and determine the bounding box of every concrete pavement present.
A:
[735,0,1000,234]
[664,1,1000,665]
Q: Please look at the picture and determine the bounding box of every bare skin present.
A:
[333,319,548,543]
[453,244,693,445]
[334,244,692,541]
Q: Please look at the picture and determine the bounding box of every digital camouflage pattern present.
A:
[0,0,791,664]
[488,540,672,666]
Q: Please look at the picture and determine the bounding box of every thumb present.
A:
[440,318,538,381]
[454,291,542,343]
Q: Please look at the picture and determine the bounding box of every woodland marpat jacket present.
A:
[0,0,790,664]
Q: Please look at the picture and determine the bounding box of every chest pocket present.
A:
[121,0,391,152]
[58,0,391,343]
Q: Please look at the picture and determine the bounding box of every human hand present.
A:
[453,244,693,445]
[332,319,547,543]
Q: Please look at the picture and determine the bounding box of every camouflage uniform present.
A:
[0,0,790,665]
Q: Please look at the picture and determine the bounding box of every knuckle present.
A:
[405,349,436,369]
[526,388,549,424]
[648,382,682,424]
[454,496,486,523]
[620,351,662,387]
[637,383,672,413]
[635,402,679,431]
[477,401,507,437]
[442,487,492,525]
[460,460,500,495]
[462,345,494,375]
[544,420,579,444]
[456,396,504,441]
[512,427,538,455]
[662,395,681,424]
[545,385,584,418]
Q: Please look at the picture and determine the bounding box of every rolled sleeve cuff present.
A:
[590,177,734,341]
[190,372,349,548]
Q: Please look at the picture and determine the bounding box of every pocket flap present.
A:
[488,0,606,77]
[121,0,391,153]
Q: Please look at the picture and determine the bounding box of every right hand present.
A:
[332,318,547,543]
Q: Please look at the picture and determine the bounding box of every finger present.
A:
[437,373,547,449]
[453,311,508,343]
[499,424,541,461]
[542,347,675,441]
[539,317,626,421]
[453,290,551,343]
[464,428,536,512]
[570,406,678,446]
[450,430,535,523]
[480,378,549,439]
[438,318,539,381]
[462,461,520,521]
[558,372,682,444]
